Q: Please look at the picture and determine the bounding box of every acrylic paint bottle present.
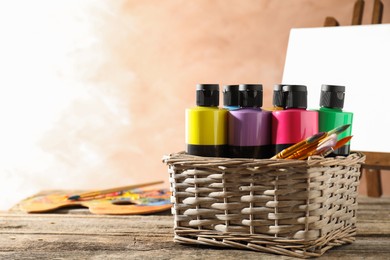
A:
[272,84,284,111]
[223,85,240,110]
[272,85,318,154]
[186,84,227,157]
[228,84,272,158]
[318,84,353,156]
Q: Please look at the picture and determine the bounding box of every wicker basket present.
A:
[164,152,365,258]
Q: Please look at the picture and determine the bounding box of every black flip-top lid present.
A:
[320,84,345,109]
[273,84,284,107]
[223,85,239,106]
[196,84,219,106]
[283,85,307,109]
[239,84,263,107]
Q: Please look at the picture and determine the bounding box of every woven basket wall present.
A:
[164,152,366,258]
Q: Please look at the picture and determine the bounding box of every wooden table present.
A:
[1,196,389,259]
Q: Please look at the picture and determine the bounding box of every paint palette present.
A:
[18,189,171,215]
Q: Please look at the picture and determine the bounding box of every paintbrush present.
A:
[271,124,351,159]
[67,181,164,201]
[327,124,350,136]
[321,135,353,157]
[287,134,337,159]
[297,134,338,159]
[286,142,318,159]
[271,132,327,159]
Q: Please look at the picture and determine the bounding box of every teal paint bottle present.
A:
[223,85,240,110]
[318,85,353,156]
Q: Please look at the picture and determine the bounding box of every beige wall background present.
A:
[0,0,389,210]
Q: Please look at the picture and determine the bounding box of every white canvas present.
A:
[283,24,390,153]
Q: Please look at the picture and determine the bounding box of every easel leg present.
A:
[365,169,383,197]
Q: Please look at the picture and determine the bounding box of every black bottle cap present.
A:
[283,85,307,109]
[239,84,263,107]
[273,84,284,107]
[320,84,345,109]
[223,85,239,106]
[196,84,219,107]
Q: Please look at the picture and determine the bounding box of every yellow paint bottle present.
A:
[185,84,227,157]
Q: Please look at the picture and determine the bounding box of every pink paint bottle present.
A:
[271,85,318,155]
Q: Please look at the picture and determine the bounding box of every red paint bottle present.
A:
[271,85,318,154]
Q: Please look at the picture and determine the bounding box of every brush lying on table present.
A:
[67,181,163,201]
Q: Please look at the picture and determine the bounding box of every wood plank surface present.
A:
[1,196,389,259]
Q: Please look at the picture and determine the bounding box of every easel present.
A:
[324,0,389,197]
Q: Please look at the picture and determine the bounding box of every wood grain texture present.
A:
[1,197,389,259]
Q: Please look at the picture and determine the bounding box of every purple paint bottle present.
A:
[228,84,272,158]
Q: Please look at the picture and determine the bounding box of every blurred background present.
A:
[0,0,389,210]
